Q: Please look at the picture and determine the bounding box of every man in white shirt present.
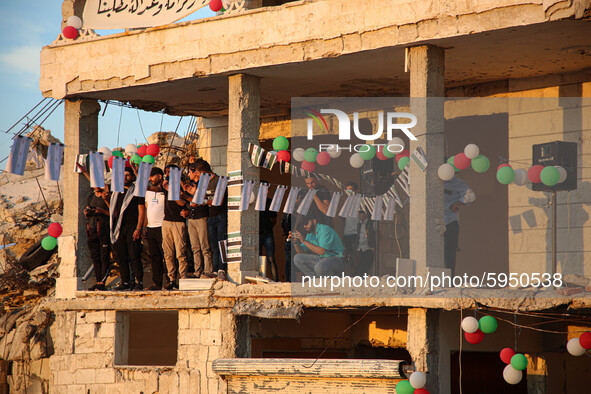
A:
[143,167,167,290]
[444,175,476,274]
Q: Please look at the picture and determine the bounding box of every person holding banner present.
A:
[84,185,112,291]
[143,167,168,290]
[292,212,345,277]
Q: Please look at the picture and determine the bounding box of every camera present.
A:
[85,206,97,216]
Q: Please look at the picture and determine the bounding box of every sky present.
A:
[0,1,215,162]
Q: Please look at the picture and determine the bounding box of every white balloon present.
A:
[98,146,112,160]
[438,163,455,181]
[125,144,138,156]
[461,316,479,333]
[503,365,523,385]
[387,137,404,153]
[409,371,426,389]
[464,144,480,160]
[350,153,364,168]
[513,169,528,186]
[67,15,83,29]
[293,148,306,162]
[326,146,342,159]
[250,191,256,204]
[567,338,586,356]
[555,166,567,183]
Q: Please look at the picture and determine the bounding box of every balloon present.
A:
[540,166,560,186]
[497,163,511,171]
[293,148,306,162]
[350,153,364,168]
[409,371,426,389]
[273,136,289,151]
[503,365,523,385]
[131,154,142,166]
[146,144,160,157]
[497,166,515,185]
[210,0,223,11]
[461,316,479,333]
[316,152,331,166]
[41,236,57,251]
[510,354,528,371]
[464,329,484,344]
[567,337,587,356]
[464,144,480,160]
[98,147,112,159]
[301,160,315,172]
[447,156,460,172]
[388,137,405,152]
[48,223,63,238]
[142,154,155,164]
[471,155,490,173]
[125,144,138,156]
[438,164,455,181]
[67,16,83,29]
[326,146,341,158]
[395,380,414,394]
[513,169,528,186]
[555,166,567,183]
[579,332,591,350]
[454,153,471,170]
[478,315,498,334]
[383,144,398,158]
[277,150,291,162]
[527,165,544,183]
[62,25,78,39]
[108,156,115,169]
[414,389,430,394]
[359,145,376,160]
[396,149,410,162]
[250,191,255,204]
[376,146,388,161]
[500,348,516,364]
[304,148,318,163]
[112,150,124,158]
[137,145,147,157]
[398,156,410,171]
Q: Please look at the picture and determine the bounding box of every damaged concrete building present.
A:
[6,0,589,392]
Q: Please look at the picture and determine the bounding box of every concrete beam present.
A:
[56,99,100,299]
[407,308,440,392]
[409,45,445,275]
[227,74,261,283]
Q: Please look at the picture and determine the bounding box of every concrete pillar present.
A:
[408,45,446,275]
[407,308,440,391]
[56,99,100,298]
[227,74,260,283]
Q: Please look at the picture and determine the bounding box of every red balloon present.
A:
[376,146,388,161]
[48,223,63,238]
[500,347,516,364]
[63,25,78,39]
[316,152,331,166]
[277,150,291,162]
[146,144,160,157]
[301,160,315,172]
[528,165,544,183]
[137,145,147,157]
[497,163,511,171]
[108,155,115,169]
[454,153,471,170]
[396,149,410,162]
[580,332,591,350]
[414,389,430,394]
[209,0,223,11]
[464,329,484,344]
[125,158,131,168]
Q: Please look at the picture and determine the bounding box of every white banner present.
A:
[5,136,31,176]
[269,185,287,212]
[296,189,317,216]
[192,172,212,205]
[134,162,152,197]
[88,151,106,188]
[383,197,396,221]
[212,176,228,206]
[283,187,300,214]
[255,183,270,211]
[168,167,181,201]
[326,192,341,218]
[371,195,383,221]
[82,0,209,29]
[44,143,64,181]
[239,180,255,211]
[111,157,125,192]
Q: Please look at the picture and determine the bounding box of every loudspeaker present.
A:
[532,141,577,192]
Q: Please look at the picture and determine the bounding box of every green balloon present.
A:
[471,155,490,173]
[511,353,528,371]
[131,153,142,165]
[41,236,57,251]
[540,166,560,186]
[395,380,414,394]
[273,136,289,151]
[447,156,460,172]
[479,315,498,334]
[304,148,318,163]
[497,166,515,185]
[398,156,410,171]
[142,154,155,164]
[112,150,124,158]
[359,145,376,160]
[383,145,397,158]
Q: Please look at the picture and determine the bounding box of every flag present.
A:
[248,143,265,167]
[410,145,428,171]
[111,157,125,193]
[296,189,317,215]
[5,136,32,176]
[88,151,105,188]
[239,180,255,210]
[262,151,278,170]
[168,167,181,201]
[269,185,287,212]
[280,161,291,175]
[283,187,300,214]
[326,192,341,217]
[44,142,64,181]
[397,167,410,197]
[255,182,270,211]
[192,173,212,204]
[134,162,152,197]
[212,176,228,206]
[371,195,383,221]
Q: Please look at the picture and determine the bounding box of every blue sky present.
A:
[0,2,215,162]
